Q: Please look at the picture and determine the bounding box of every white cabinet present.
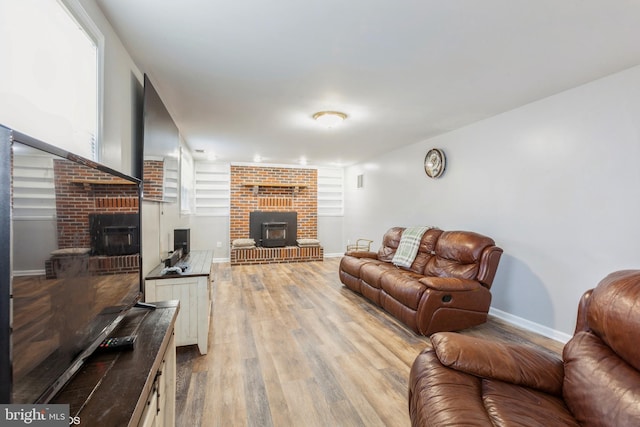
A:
[139,332,176,427]
[145,250,213,355]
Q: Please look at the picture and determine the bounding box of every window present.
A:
[0,0,102,159]
[317,167,344,216]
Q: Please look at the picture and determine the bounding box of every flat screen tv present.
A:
[0,126,143,404]
[141,74,180,203]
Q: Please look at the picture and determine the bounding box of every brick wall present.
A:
[53,159,139,249]
[230,165,317,243]
[142,159,163,199]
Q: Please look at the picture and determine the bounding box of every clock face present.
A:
[424,148,446,178]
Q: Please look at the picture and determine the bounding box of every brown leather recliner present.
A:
[408,270,640,426]
[339,227,503,335]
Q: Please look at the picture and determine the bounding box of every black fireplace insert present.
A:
[261,221,287,247]
[89,213,140,255]
[249,211,297,247]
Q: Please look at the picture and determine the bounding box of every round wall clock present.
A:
[424,148,446,178]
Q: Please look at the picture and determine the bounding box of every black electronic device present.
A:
[96,335,137,353]
[174,228,190,255]
[1,127,143,404]
[164,248,182,267]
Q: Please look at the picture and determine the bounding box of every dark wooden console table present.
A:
[52,301,179,426]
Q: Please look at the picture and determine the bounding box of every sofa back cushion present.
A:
[408,228,443,274]
[377,227,404,262]
[562,270,640,425]
[424,231,496,281]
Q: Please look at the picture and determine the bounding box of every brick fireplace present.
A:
[230,165,322,264]
[52,159,140,275]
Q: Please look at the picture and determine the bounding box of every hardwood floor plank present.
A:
[176,258,563,426]
[180,371,207,427]
[280,379,326,427]
[253,320,313,383]
[334,353,410,427]
[290,328,347,404]
[202,339,248,426]
[243,357,275,427]
[253,347,295,427]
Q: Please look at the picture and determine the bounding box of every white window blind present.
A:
[12,153,56,219]
[0,0,101,160]
[195,162,230,216]
[317,167,344,216]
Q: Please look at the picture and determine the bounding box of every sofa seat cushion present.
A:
[409,348,578,427]
[409,348,494,425]
[380,272,427,310]
[340,256,378,277]
[483,379,579,427]
[360,262,397,289]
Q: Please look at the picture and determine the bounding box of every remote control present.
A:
[96,335,137,352]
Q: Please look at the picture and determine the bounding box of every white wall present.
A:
[79,0,143,175]
[318,216,345,256]
[344,64,640,336]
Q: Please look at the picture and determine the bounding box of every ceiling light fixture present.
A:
[313,111,347,128]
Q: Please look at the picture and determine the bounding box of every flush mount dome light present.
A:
[313,111,347,128]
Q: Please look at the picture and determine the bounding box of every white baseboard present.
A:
[212,257,230,263]
[324,253,344,258]
[13,269,46,277]
[489,307,572,343]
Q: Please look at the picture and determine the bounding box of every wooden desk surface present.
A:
[145,250,213,280]
[52,301,179,426]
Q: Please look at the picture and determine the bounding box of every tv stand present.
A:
[145,250,213,354]
[52,301,179,426]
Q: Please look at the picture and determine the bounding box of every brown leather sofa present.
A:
[339,227,503,335]
[408,269,640,426]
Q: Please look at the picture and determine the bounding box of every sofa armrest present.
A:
[431,332,564,396]
[418,276,482,292]
[345,251,378,259]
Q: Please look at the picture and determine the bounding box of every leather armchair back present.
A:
[562,270,640,425]
[424,231,500,287]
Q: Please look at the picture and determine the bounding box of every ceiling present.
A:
[96,0,640,167]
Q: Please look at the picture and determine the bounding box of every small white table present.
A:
[145,250,213,354]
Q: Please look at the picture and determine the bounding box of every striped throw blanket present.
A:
[392,226,431,268]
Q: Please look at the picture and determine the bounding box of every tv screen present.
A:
[0,127,143,403]
[141,74,180,203]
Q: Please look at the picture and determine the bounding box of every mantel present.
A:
[242,182,307,195]
[242,182,307,189]
[71,178,136,185]
[71,178,137,190]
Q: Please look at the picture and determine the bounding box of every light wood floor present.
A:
[175,258,564,427]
